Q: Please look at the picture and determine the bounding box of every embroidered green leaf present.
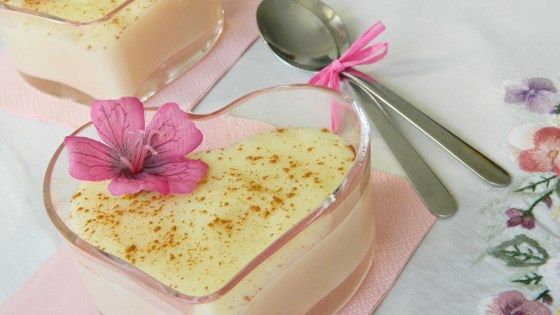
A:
[555,180,560,196]
[511,272,543,285]
[489,235,549,267]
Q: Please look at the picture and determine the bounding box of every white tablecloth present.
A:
[1,0,559,314]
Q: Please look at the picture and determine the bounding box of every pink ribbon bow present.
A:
[309,21,388,131]
[309,21,388,90]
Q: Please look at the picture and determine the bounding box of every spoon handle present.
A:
[347,81,457,218]
[343,73,511,187]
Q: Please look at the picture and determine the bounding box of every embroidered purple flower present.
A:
[64,97,208,196]
[543,196,553,208]
[505,208,535,229]
[480,290,551,315]
[542,294,553,306]
[504,78,560,113]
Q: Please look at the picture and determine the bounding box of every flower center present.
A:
[120,130,160,174]
[528,89,537,96]
[120,156,135,172]
[143,130,159,157]
[145,144,157,155]
[548,149,559,159]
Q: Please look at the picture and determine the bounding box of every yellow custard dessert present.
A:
[69,128,356,296]
[0,0,222,99]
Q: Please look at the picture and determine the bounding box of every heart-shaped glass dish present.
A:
[0,0,223,103]
[43,84,373,314]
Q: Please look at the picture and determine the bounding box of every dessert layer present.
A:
[69,128,355,296]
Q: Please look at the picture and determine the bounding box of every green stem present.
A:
[515,175,557,192]
[525,190,553,215]
[535,289,550,301]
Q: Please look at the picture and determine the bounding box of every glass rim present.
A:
[0,0,142,26]
[43,84,371,304]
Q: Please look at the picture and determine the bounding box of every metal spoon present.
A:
[256,0,511,188]
[348,81,457,217]
[256,0,456,217]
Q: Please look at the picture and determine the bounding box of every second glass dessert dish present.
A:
[0,0,223,103]
[44,85,374,314]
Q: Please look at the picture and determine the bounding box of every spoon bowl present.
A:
[256,0,349,71]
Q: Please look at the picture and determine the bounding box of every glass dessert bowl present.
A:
[0,0,223,103]
[44,85,374,314]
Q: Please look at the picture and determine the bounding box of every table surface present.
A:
[1,0,560,314]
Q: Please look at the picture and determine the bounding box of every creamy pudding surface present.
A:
[69,128,356,296]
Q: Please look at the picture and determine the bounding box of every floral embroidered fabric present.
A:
[478,78,560,315]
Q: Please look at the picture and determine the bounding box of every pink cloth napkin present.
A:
[0,171,435,315]
[0,0,261,128]
[339,173,435,314]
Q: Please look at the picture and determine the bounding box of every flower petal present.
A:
[483,290,551,315]
[521,216,536,229]
[484,290,526,314]
[543,196,553,208]
[145,159,208,194]
[109,159,207,195]
[506,216,522,227]
[533,127,560,146]
[519,149,554,173]
[504,85,528,104]
[64,136,118,181]
[91,97,145,153]
[517,300,553,315]
[145,103,203,160]
[527,90,560,113]
[507,124,546,158]
[506,208,523,218]
[108,173,169,196]
[527,77,557,93]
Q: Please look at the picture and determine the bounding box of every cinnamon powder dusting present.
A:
[69,128,356,297]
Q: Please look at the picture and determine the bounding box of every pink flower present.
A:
[505,208,535,229]
[481,290,551,315]
[518,127,560,175]
[64,97,207,196]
